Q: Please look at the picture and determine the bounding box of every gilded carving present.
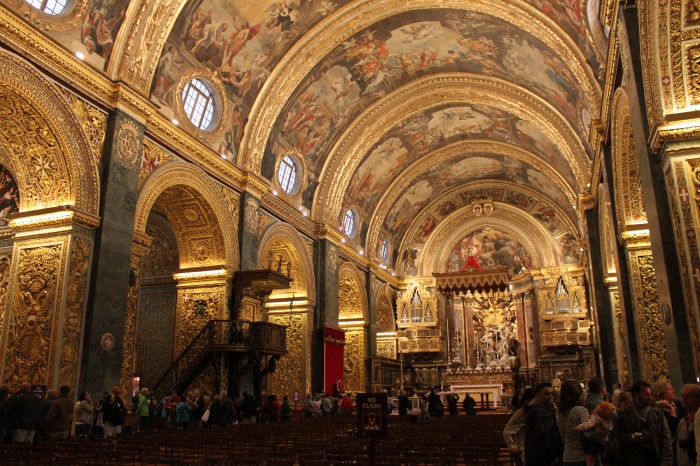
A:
[628,250,669,381]
[59,88,107,169]
[115,117,143,171]
[686,43,700,105]
[687,0,700,27]
[328,246,338,273]
[58,236,91,388]
[3,244,63,387]
[376,295,394,331]
[376,340,396,359]
[344,330,365,393]
[120,252,143,399]
[216,185,239,226]
[269,313,304,398]
[0,254,11,354]
[143,224,178,278]
[175,286,226,356]
[244,198,259,234]
[139,141,176,189]
[339,274,363,320]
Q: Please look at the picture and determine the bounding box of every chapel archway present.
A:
[130,161,238,395]
[258,223,316,400]
[338,262,369,393]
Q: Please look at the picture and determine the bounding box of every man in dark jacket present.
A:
[241,391,257,423]
[524,382,563,466]
[617,381,673,466]
[10,382,43,443]
[102,386,127,438]
[44,385,74,439]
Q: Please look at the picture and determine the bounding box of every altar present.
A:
[443,368,514,408]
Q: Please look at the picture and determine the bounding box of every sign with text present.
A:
[356,392,388,438]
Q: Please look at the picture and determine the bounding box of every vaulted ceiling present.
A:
[11,0,607,276]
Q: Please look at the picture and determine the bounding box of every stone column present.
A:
[619,7,692,385]
[81,112,144,396]
[0,208,99,392]
[312,237,339,392]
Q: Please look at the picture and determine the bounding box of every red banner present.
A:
[323,326,345,395]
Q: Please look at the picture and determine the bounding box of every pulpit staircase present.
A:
[150,319,286,398]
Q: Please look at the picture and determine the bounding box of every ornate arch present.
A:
[257,223,317,305]
[611,88,647,231]
[338,262,369,322]
[375,283,396,333]
[134,161,238,270]
[315,74,589,225]
[419,203,561,276]
[0,49,99,215]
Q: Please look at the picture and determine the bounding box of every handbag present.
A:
[201,407,210,423]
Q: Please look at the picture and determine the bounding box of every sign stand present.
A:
[356,393,388,466]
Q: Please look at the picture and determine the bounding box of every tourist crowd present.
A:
[503,377,700,466]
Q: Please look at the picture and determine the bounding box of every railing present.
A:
[152,320,286,397]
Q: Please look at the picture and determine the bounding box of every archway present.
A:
[258,223,316,400]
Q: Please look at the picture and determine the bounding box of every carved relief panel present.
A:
[174,285,227,357]
[344,330,366,393]
[268,313,307,399]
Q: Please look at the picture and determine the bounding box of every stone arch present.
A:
[0,49,99,215]
[257,223,316,306]
[134,161,238,270]
[611,88,647,231]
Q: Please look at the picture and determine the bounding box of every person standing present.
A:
[241,391,257,424]
[0,385,11,444]
[101,386,127,438]
[675,384,700,466]
[339,393,353,415]
[398,391,410,416]
[617,381,673,466]
[585,377,607,412]
[137,388,150,431]
[9,382,42,443]
[503,388,535,466]
[463,392,477,415]
[73,392,94,438]
[524,382,563,466]
[221,391,237,425]
[44,385,74,440]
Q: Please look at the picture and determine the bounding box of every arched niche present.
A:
[0,49,99,215]
[257,222,317,400]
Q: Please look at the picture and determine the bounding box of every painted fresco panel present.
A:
[382,154,570,241]
[447,227,533,274]
[0,165,20,227]
[266,9,588,187]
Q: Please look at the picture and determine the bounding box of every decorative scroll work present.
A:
[58,237,91,388]
[269,313,304,398]
[120,251,144,399]
[344,330,365,393]
[376,340,396,359]
[629,251,669,381]
[3,244,63,387]
[0,255,11,353]
[176,286,226,357]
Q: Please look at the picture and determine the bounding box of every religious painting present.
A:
[151,0,351,161]
[418,216,437,239]
[401,248,419,277]
[80,0,130,68]
[532,205,562,233]
[446,227,532,275]
[267,9,589,191]
[559,232,581,264]
[383,153,570,242]
[0,165,19,227]
[435,198,458,219]
[504,189,537,211]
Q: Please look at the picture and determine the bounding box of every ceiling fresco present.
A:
[263,8,595,182]
[447,227,534,275]
[400,185,574,251]
[373,153,573,247]
[341,104,578,216]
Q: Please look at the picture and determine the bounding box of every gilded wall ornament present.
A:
[3,243,63,387]
[59,88,107,169]
[269,313,305,400]
[376,295,394,332]
[376,340,396,359]
[328,246,338,273]
[101,333,115,351]
[0,254,11,354]
[344,330,365,393]
[244,198,260,234]
[139,141,176,189]
[143,224,178,278]
[115,118,143,171]
[58,236,91,388]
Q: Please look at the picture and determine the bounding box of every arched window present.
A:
[277,155,299,194]
[343,209,358,238]
[182,78,216,130]
[25,0,67,14]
